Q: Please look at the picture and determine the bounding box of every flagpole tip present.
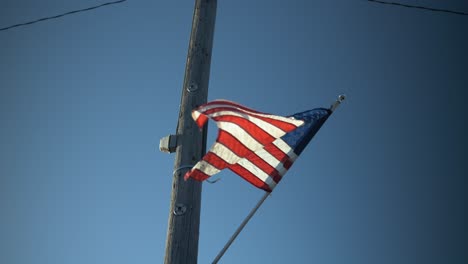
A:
[330,94,346,112]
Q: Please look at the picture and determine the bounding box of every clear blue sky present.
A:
[1,1,467,263]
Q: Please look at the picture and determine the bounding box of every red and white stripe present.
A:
[184,100,304,192]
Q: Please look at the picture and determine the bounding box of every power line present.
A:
[0,0,128,32]
[367,0,468,16]
[1,0,464,33]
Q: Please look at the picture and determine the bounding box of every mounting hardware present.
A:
[160,134,178,153]
[173,204,187,216]
[173,165,193,177]
[187,82,199,92]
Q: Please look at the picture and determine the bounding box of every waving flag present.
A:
[184,99,331,192]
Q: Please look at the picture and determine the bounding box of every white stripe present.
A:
[192,160,220,176]
[253,148,288,176]
[208,110,288,137]
[236,159,277,190]
[217,121,264,152]
[210,142,241,164]
[272,139,298,161]
[197,103,304,127]
[192,110,201,122]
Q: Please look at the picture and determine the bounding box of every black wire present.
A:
[367,0,468,16]
[0,0,128,32]
[2,0,465,33]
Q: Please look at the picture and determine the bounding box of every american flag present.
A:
[184,100,331,192]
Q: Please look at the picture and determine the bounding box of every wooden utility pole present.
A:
[163,0,217,263]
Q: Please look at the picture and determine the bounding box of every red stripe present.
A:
[199,100,264,115]
[202,107,299,132]
[261,117,297,132]
[263,143,293,169]
[194,113,208,128]
[217,130,253,157]
[184,169,210,181]
[203,152,229,170]
[228,164,272,192]
[212,115,275,145]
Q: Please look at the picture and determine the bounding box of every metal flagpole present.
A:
[211,95,346,264]
[212,192,270,264]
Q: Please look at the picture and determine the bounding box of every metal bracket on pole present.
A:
[173,165,193,177]
[160,134,178,153]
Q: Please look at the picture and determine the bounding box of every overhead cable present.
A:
[367,0,468,16]
[0,0,128,32]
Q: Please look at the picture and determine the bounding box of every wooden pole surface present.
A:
[164,0,217,263]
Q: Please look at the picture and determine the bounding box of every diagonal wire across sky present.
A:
[0,0,128,32]
[367,0,468,16]
[1,0,467,33]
